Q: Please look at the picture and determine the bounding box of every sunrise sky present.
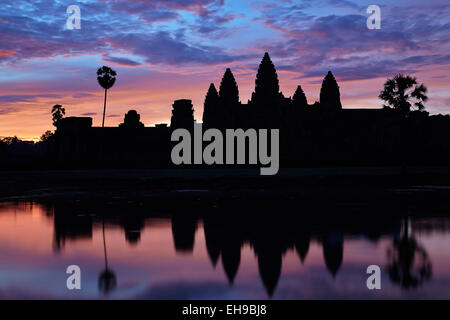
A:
[0,0,449,140]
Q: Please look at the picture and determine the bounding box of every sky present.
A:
[0,0,449,140]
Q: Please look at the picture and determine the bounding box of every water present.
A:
[0,199,449,299]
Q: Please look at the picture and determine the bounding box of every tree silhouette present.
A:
[251,52,280,105]
[51,104,65,128]
[319,71,342,111]
[379,74,428,114]
[1,136,20,145]
[203,83,220,128]
[292,85,308,108]
[387,219,432,289]
[97,66,117,127]
[40,130,54,143]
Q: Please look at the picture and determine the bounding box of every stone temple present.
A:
[55,52,450,168]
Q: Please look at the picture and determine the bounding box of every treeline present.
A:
[0,136,52,169]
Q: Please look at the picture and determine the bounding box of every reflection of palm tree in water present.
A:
[387,218,432,289]
[99,217,117,295]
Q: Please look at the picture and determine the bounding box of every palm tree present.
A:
[379,74,428,174]
[387,218,432,289]
[98,217,117,295]
[379,74,428,115]
[97,66,117,127]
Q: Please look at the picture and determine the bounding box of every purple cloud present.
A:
[0,94,63,104]
[103,56,142,67]
[105,31,249,65]
[256,2,450,81]
[0,0,240,66]
[72,93,97,99]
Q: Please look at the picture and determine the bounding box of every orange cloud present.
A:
[0,49,16,57]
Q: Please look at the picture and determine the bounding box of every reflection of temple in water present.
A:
[322,233,344,278]
[43,198,437,297]
[52,202,93,252]
[172,216,197,254]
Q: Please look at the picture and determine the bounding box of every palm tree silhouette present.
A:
[387,218,432,289]
[97,66,117,127]
[379,74,428,115]
[98,217,117,295]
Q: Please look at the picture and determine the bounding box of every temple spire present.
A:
[292,85,308,108]
[319,71,342,111]
[202,83,219,128]
[251,52,280,105]
[218,68,239,128]
[219,68,239,105]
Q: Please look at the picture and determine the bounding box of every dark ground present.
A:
[1,167,450,216]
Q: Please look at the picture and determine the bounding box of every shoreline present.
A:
[1,166,450,202]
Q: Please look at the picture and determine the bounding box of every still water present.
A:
[0,199,449,299]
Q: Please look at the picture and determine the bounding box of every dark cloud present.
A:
[109,1,180,22]
[139,10,179,23]
[191,4,238,35]
[110,0,220,12]
[106,31,249,65]
[0,94,64,115]
[0,94,63,104]
[0,0,243,66]
[0,2,108,63]
[103,56,142,67]
[72,93,97,99]
[326,0,362,10]
[401,54,450,66]
[0,107,16,115]
[257,3,450,81]
[0,0,448,84]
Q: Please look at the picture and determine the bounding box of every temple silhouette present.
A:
[48,52,450,169]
